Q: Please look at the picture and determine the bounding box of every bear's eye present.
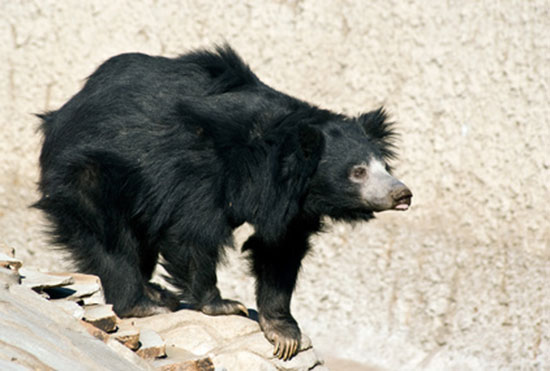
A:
[350,165,368,182]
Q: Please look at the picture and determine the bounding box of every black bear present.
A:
[35,45,412,360]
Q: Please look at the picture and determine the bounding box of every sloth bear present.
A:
[35,45,412,360]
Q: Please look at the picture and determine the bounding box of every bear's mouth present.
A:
[393,193,412,211]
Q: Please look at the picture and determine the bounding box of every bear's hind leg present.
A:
[102,225,180,317]
[49,227,167,317]
[161,242,248,317]
[37,157,178,317]
[100,257,170,317]
[47,212,173,317]
[73,235,174,318]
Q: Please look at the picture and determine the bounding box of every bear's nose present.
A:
[391,184,412,211]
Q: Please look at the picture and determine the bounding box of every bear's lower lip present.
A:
[393,195,411,210]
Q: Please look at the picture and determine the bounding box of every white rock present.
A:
[213,351,277,371]
[164,324,219,355]
[52,300,85,319]
[83,304,118,332]
[0,283,149,370]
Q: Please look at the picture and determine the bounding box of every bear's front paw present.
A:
[259,314,301,361]
[200,298,249,317]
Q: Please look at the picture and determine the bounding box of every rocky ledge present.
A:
[0,245,327,371]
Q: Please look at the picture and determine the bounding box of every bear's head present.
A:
[234,106,412,242]
[303,108,412,222]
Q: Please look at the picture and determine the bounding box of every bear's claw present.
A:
[273,335,299,361]
[260,315,301,361]
[200,298,249,317]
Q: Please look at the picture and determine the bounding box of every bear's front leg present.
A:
[244,232,311,360]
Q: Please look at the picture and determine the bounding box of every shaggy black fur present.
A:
[35,44,410,360]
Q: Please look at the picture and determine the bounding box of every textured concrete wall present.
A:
[1,1,548,369]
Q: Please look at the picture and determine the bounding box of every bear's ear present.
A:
[252,125,324,244]
[357,107,397,161]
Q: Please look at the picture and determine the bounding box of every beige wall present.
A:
[1,1,548,369]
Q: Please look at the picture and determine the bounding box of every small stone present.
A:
[114,323,141,350]
[20,268,74,291]
[83,304,118,333]
[136,328,166,360]
[81,289,106,305]
[45,272,103,302]
[80,319,110,343]
[0,252,23,272]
